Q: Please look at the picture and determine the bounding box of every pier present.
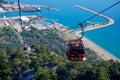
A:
[74,5,115,32]
[39,5,59,11]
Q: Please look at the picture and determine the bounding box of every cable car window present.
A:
[69,44,83,50]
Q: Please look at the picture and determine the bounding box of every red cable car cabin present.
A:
[66,40,86,61]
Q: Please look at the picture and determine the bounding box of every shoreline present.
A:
[82,37,119,61]
[67,30,119,61]
[73,5,119,61]
[0,16,119,61]
[0,7,119,61]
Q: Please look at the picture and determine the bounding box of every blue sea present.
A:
[1,0,120,59]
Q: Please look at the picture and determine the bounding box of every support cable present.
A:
[63,1,120,39]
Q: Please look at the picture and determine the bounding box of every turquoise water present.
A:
[1,0,120,59]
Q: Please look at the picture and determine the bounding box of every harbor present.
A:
[0,2,59,13]
[0,1,119,61]
[0,15,63,32]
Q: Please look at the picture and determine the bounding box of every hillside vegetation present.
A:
[0,27,66,55]
[0,26,120,80]
[21,27,66,56]
[0,27,22,51]
[0,45,120,80]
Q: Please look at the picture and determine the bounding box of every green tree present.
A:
[97,67,109,80]
[34,45,50,54]
[50,70,57,80]
[35,67,51,80]
[0,50,12,80]
[109,60,120,80]
[0,27,22,51]
[57,64,68,80]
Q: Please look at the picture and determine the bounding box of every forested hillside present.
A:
[0,45,120,80]
[21,27,66,56]
[0,27,66,56]
[0,27,120,80]
[0,27,22,51]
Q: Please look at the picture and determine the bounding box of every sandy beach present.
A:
[62,30,119,61]
[82,37,119,61]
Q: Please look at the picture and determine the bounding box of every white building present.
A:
[21,16,30,22]
[0,8,4,12]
